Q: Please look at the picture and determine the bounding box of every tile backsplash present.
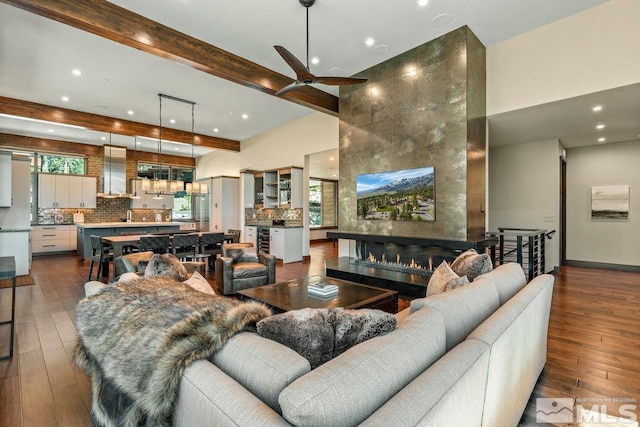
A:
[37,198,171,224]
[245,208,303,227]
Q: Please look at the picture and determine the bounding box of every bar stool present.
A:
[88,235,113,281]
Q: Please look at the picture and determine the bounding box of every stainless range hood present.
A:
[98,145,130,198]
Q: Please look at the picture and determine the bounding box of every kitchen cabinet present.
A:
[39,174,97,208]
[206,177,239,232]
[269,227,303,263]
[0,231,30,275]
[32,225,76,253]
[244,226,257,246]
[251,167,303,210]
[0,151,11,207]
[129,180,174,209]
[241,172,255,209]
[69,176,97,208]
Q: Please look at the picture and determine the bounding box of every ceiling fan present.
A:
[274,0,368,96]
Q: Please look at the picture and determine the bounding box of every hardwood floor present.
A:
[1,243,638,426]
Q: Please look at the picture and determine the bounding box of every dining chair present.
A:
[120,231,146,254]
[172,233,200,261]
[88,235,113,281]
[227,229,241,243]
[139,235,171,254]
[200,232,225,269]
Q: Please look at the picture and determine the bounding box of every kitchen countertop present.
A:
[76,222,182,228]
[0,228,31,233]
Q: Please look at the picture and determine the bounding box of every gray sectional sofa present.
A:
[172,262,554,427]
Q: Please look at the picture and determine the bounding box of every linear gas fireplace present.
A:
[326,231,497,298]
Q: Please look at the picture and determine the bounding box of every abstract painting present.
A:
[591,185,629,219]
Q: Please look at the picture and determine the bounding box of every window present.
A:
[37,154,85,174]
[309,179,337,228]
[136,163,195,219]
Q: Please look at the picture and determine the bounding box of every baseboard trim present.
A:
[565,260,640,272]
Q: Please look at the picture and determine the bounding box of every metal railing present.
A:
[487,228,553,281]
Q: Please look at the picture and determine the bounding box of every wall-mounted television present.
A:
[356,166,435,221]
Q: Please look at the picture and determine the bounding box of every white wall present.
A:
[488,139,562,272]
[487,0,640,116]
[197,111,339,256]
[566,140,640,267]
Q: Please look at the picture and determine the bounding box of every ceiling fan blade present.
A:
[314,76,368,86]
[274,46,314,81]
[274,81,304,97]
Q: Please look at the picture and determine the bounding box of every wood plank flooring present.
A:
[1,243,638,426]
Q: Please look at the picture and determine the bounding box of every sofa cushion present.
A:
[411,278,500,351]
[183,271,216,295]
[256,308,396,369]
[211,332,310,413]
[278,307,446,427]
[473,262,526,305]
[233,262,268,279]
[144,253,189,281]
[426,261,469,296]
[450,249,493,282]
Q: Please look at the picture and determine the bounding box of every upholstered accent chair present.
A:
[215,243,276,295]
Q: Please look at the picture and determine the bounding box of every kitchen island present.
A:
[76,222,181,260]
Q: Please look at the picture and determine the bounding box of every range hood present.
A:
[98,145,130,198]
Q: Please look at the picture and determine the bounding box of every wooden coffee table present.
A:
[236,275,398,314]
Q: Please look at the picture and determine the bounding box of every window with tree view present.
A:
[37,154,85,174]
[309,179,337,228]
[137,163,195,219]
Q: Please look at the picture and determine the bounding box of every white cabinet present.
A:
[32,225,77,253]
[39,174,96,208]
[0,151,11,207]
[69,176,97,208]
[269,227,302,263]
[207,177,239,232]
[279,167,304,209]
[242,172,255,209]
[129,180,173,209]
[244,226,257,246]
[0,231,30,275]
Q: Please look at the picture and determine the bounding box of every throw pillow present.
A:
[450,249,493,282]
[427,261,469,296]
[183,271,217,295]
[227,246,259,263]
[256,307,396,369]
[257,308,335,369]
[332,308,396,357]
[144,253,189,282]
[117,272,141,284]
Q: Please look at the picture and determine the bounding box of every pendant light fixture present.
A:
[185,98,208,197]
[129,136,141,199]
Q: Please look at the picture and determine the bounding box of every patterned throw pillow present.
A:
[227,246,260,263]
[144,253,189,282]
[450,249,493,282]
[257,307,396,369]
[426,261,470,296]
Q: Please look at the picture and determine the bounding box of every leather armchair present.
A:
[215,243,276,295]
[114,251,205,279]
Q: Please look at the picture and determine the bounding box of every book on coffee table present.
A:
[308,282,339,297]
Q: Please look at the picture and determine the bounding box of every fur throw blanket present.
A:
[74,277,271,427]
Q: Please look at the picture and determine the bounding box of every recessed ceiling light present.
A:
[311,57,319,65]
[127,110,134,115]
[136,140,141,145]
[373,45,390,55]
[48,129,54,133]
[72,69,82,76]
[598,137,606,142]
[365,38,375,46]
[213,128,219,133]
[174,147,179,151]
[417,0,429,7]
[596,122,605,130]
[592,105,603,112]
[329,157,335,161]
[242,114,249,120]
[170,119,176,124]
[61,96,69,102]
[101,136,106,141]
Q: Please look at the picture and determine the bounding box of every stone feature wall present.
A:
[338,26,486,240]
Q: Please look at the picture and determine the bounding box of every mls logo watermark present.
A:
[536,398,573,423]
[536,397,638,425]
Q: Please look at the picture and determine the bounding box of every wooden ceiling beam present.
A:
[1,0,339,116]
[0,132,196,167]
[0,96,240,152]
